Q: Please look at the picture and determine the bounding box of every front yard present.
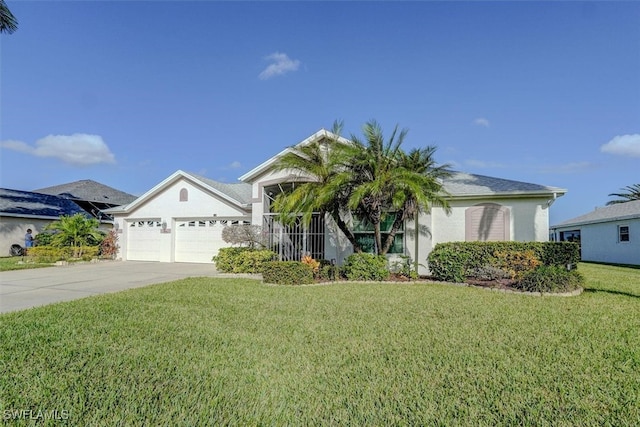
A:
[1,263,638,425]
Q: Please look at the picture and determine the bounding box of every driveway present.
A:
[0,261,260,314]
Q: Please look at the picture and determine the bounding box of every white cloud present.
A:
[259,52,300,80]
[473,118,490,128]
[600,134,640,157]
[0,133,115,166]
[228,161,241,169]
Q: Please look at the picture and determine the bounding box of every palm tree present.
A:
[340,121,451,255]
[45,213,104,258]
[270,121,363,252]
[606,184,640,205]
[0,0,18,34]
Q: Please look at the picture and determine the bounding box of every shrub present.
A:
[262,261,314,285]
[212,248,276,273]
[301,255,321,277]
[99,229,119,259]
[493,250,541,280]
[427,246,470,283]
[514,266,584,293]
[467,265,512,281]
[26,246,100,262]
[342,253,390,281]
[427,242,580,283]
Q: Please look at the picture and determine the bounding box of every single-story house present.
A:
[550,200,640,266]
[106,129,567,274]
[0,180,137,256]
[0,188,88,255]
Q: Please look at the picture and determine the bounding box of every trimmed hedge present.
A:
[342,253,390,281]
[212,248,277,273]
[26,246,100,263]
[262,261,314,285]
[427,241,580,282]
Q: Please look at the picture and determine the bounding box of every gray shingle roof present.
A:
[553,199,640,228]
[443,172,566,197]
[35,180,137,206]
[189,173,252,205]
[0,188,88,218]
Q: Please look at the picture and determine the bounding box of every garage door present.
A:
[174,219,250,263]
[127,220,162,261]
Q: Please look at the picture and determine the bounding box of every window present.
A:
[179,188,188,202]
[619,226,630,242]
[353,215,404,254]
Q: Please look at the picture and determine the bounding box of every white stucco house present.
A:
[550,200,640,266]
[106,129,567,273]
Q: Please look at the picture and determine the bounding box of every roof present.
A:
[552,199,640,228]
[0,188,88,219]
[104,170,252,214]
[444,172,566,198]
[239,129,566,200]
[239,129,351,183]
[35,180,137,206]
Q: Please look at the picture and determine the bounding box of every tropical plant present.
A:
[0,0,18,34]
[272,120,451,256]
[44,213,104,258]
[606,184,640,205]
[271,120,362,252]
[334,120,451,255]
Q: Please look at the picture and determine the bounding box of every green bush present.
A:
[342,253,390,281]
[26,245,100,262]
[427,246,470,283]
[212,248,276,273]
[262,261,314,285]
[514,265,584,293]
[427,242,580,282]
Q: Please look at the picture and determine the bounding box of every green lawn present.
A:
[1,264,638,425]
[0,256,53,271]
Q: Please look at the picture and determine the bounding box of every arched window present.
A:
[179,188,188,202]
[465,203,510,241]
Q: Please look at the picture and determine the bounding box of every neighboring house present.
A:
[35,180,137,221]
[0,180,137,256]
[0,188,87,255]
[550,200,640,266]
[107,129,567,273]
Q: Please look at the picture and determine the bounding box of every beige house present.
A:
[107,129,566,274]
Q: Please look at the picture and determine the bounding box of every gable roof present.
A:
[444,172,566,199]
[104,170,252,214]
[239,129,351,183]
[35,180,137,206]
[552,199,640,228]
[0,188,88,219]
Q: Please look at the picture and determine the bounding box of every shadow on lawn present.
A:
[583,288,640,299]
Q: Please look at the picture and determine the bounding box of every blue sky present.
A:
[1,1,639,225]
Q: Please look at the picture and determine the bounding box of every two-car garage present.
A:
[125,218,250,263]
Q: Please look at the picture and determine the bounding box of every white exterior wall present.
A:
[577,219,639,265]
[113,177,250,262]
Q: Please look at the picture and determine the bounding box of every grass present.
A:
[1,264,639,425]
[0,256,53,271]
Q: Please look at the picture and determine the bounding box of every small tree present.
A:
[221,224,267,249]
[44,213,104,258]
[99,228,119,259]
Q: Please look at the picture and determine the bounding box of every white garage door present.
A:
[174,219,250,263]
[127,220,162,261]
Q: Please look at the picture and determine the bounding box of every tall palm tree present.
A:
[0,0,18,34]
[270,121,362,252]
[340,121,451,255]
[606,184,640,205]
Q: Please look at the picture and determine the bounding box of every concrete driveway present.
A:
[0,261,259,314]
